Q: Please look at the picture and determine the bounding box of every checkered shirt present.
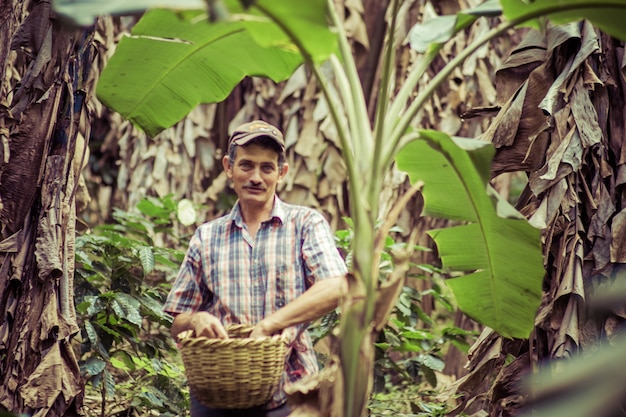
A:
[163,197,348,409]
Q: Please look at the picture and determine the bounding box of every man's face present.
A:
[223,143,288,209]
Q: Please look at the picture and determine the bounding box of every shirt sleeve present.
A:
[301,211,348,287]
[162,228,211,315]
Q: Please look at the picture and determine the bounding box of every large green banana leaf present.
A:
[52,0,204,26]
[396,131,545,338]
[94,0,337,136]
[501,0,626,41]
[60,0,626,137]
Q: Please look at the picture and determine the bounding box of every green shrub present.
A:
[74,195,191,416]
[310,218,477,410]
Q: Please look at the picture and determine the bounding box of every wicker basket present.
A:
[178,324,288,409]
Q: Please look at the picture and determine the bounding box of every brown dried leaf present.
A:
[489,57,553,175]
[322,147,346,187]
[495,29,546,104]
[570,81,602,147]
[610,208,626,262]
[539,22,598,116]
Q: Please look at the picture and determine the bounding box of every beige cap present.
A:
[228,120,285,151]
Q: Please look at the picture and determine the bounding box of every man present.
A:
[163,120,348,417]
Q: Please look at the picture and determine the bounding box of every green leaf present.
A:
[247,0,338,63]
[96,8,302,136]
[374,342,390,350]
[110,350,137,371]
[415,354,445,372]
[137,246,155,273]
[103,368,116,398]
[84,321,99,347]
[395,130,544,338]
[420,364,438,387]
[113,293,143,327]
[95,316,122,340]
[96,0,338,136]
[396,341,423,353]
[501,0,626,42]
[52,0,205,26]
[137,390,165,408]
[136,197,172,219]
[80,356,106,378]
[409,13,476,53]
[401,330,434,341]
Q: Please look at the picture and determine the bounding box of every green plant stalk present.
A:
[327,0,373,167]
[384,19,512,165]
[383,42,441,145]
[329,54,357,146]
[371,0,401,196]
[327,1,385,414]
[383,1,622,165]
[252,3,362,208]
[257,3,382,415]
[339,301,372,417]
[323,54,378,416]
[347,210,378,417]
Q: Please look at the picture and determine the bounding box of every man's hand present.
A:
[191,312,229,338]
[250,318,278,339]
[248,276,346,339]
[171,311,229,339]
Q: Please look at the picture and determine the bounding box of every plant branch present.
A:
[384,43,441,143]
[329,54,356,142]
[372,180,423,266]
[371,0,401,198]
[383,19,515,165]
[253,2,363,216]
[381,2,607,167]
[327,0,373,166]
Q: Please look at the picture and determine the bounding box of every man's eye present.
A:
[262,166,275,173]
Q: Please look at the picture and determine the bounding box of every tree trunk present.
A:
[0,1,95,415]
[451,22,626,417]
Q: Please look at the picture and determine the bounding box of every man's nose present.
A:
[250,168,262,182]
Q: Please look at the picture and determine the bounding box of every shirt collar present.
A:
[227,195,286,228]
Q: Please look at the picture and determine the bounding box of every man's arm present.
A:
[250,275,347,338]
[170,311,229,339]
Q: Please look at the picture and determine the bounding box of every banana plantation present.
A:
[1,0,626,416]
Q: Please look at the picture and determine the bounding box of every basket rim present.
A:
[177,323,289,345]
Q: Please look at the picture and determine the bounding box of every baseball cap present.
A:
[228,120,285,152]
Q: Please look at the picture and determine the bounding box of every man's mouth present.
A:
[244,186,264,192]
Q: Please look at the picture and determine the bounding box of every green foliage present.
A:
[95,0,337,136]
[313,220,477,393]
[501,0,626,41]
[59,0,626,415]
[396,131,545,338]
[74,195,189,416]
[368,381,452,417]
[52,0,204,26]
[63,0,626,345]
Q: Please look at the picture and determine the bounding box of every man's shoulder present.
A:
[196,213,232,233]
[278,200,324,220]
[277,200,330,230]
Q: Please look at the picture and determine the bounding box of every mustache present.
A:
[243,183,265,190]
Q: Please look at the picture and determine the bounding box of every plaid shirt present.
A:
[163,197,347,409]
